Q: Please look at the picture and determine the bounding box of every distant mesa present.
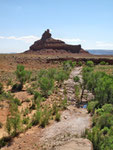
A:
[25,29,88,54]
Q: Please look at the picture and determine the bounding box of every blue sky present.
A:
[0,0,113,53]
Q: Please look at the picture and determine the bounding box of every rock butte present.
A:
[25,29,88,54]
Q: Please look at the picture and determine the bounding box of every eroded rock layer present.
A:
[25,29,88,54]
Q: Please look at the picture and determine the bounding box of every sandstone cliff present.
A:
[25,29,88,54]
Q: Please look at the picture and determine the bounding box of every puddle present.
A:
[82,104,87,109]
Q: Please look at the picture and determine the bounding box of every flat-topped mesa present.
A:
[28,29,88,53]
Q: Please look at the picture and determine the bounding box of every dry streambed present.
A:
[1,67,93,150]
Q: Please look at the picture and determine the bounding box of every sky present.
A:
[0,0,113,53]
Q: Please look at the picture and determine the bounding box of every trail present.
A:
[2,67,93,150]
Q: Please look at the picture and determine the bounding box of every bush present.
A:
[40,108,50,128]
[38,76,54,97]
[100,61,106,65]
[73,76,80,82]
[6,113,21,136]
[0,83,3,94]
[78,61,82,66]
[15,65,32,90]
[61,97,67,110]
[22,117,29,125]
[55,69,69,83]
[86,61,94,67]
[55,112,61,122]
[52,102,58,115]
[86,104,113,150]
[0,121,3,128]
[87,101,99,113]
[32,110,42,126]
[13,98,21,106]
[27,87,34,95]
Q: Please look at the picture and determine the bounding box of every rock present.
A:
[25,29,89,54]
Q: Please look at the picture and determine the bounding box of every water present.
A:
[83,104,87,109]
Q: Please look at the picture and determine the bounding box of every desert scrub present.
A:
[55,69,69,83]
[75,85,80,99]
[38,76,54,97]
[73,76,80,82]
[55,112,61,122]
[87,101,99,114]
[7,79,13,86]
[27,87,34,95]
[52,102,58,115]
[86,60,94,67]
[86,104,113,150]
[61,97,68,110]
[22,117,29,125]
[13,65,32,91]
[0,121,3,128]
[0,83,3,94]
[78,61,82,66]
[32,110,42,126]
[23,108,29,116]
[40,106,51,128]
[100,61,108,65]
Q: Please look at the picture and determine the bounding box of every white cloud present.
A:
[0,35,85,44]
[0,35,39,43]
[96,41,113,48]
[58,38,86,44]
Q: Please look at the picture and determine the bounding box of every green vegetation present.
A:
[100,61,109,65]
[86,60,94,67]
[0,83,3,94]
[83,64,113,150]
[78,61,82,66]
[73,76,80,82]
[86,104,113,150]
[12,65,32,91]
[38,76,54,97]
[55,112,61,122]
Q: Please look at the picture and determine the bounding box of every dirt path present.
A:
[1,67,93,150]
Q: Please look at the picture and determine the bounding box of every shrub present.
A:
[75,85,80,99]
[13,98,21,106]
[6,113,21,136]
[52,102,58,115]
[61,97,67,110]
[47,68,56,79]
[31,110,42,126]
[55,70,69,83]
[22,117,29,125]
[78,61,82,66]
[0,121,3,128]
[100,61,106,65]
[0,83,3,94]
[87,101,99,113]
[55,112,61,122]
[38,76,54,97]
[7,79,13,86]
[27,87,34,95]
[73,76,80,82]
[37,69,47,79]
[86,61,94,67]
[15,65,32,90]
[23,108,29,116]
